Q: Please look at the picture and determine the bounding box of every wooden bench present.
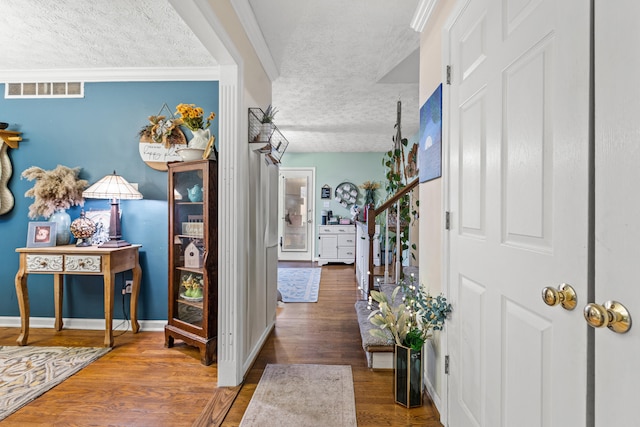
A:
[355,266,419,369]
[355,283,403,369]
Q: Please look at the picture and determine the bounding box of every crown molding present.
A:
[230,0,279,82]
[411,0,440,32]
[0,66,220,83]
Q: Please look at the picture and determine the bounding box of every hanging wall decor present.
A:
[321,184,331,199]
[0,128,21,215]
[419,83,443,183]
[334,182,359,207]
[138,103,187,171]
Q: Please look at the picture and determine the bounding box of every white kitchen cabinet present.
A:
[317,225,355,266]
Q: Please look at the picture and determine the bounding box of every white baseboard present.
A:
[0,316,167,332]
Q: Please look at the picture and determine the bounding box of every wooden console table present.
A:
[14,244,142,347]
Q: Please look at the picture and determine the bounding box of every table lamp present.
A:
[82,171,143,247]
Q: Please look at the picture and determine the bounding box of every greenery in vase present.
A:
[260,105,278,124]
[21,165,88,219]
[368,274,452,351]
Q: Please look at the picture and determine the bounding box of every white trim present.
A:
[1,67,219,83]
[217,65,246,387]
[231,0,279,81]
[242,321,275,374]
[411,0,440,32]
[438,3,468,424]
[278,167,317,261]
[0,316,166,332]
[169,0,247,388]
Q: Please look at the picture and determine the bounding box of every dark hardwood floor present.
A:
[0,262,442,427]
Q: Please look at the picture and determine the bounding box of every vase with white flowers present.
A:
[368,274,452,407]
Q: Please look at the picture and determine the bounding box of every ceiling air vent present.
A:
[5,82,84,98]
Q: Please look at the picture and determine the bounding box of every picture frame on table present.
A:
[85,209,111,245]
[26,221,57,248]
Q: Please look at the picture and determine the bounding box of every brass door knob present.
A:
[583,301,632,334]
[541,283,577,310]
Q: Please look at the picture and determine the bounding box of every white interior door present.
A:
[278,168,314,261]
[594,1,640,424]
[445,0,590,425]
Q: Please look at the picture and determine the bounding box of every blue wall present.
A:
[0,81,218,321]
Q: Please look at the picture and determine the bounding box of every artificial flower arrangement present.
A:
[175,103,216,131]
[139,114,184,148]
[21,165,88,219]
[181,273,203,299]
[368,274,452,351]
[360,180,381,205]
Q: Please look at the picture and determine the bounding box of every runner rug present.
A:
[0,346,111,421]
[239,364,357,427]
[277,268,321,302]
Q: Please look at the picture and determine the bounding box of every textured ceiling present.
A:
[0,0,216,70]
[249,0,420,152]
[0,0,420,153]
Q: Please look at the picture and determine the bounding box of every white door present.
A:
[445,0,590,425]
[594,1,640,424]
[278,168,314,261]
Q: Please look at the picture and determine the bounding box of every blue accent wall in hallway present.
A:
[0,81,218,322]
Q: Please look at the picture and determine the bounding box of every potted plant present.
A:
[175,103,216,146]
[21,165,88,245]
[258,105,278,142]
[367,274,452,407]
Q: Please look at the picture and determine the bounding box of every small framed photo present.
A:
[27,221,57,247]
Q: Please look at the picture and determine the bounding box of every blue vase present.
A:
[50,209,71,245]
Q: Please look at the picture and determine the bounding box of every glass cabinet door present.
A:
[170,167,206,329]
[166,159,217,365]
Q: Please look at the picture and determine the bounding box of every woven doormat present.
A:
[240,364,357,426]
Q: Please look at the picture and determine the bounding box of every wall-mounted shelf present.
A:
[248,108,288,165]
[0,130,22,149]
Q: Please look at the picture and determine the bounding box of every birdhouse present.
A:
[184,241,203,268]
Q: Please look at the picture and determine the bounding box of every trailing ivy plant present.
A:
[380,101,419,271]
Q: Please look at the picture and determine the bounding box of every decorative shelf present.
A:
[0,130,21,149]
[248,108,288,165]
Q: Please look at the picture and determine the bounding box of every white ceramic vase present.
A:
[188,128,210,150]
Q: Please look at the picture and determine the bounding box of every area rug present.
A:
[0,346,110,421]
[277,268,321,302]
[240,364,357,427]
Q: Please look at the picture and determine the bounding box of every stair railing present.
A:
[366,177,419,294]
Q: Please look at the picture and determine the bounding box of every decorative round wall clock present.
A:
[334,181,359,207]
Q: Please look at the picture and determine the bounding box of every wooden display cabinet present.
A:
[164,160,218,365]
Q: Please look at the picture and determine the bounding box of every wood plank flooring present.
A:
[0,262,442,426]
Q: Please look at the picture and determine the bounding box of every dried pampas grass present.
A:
[21,165,88,219]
